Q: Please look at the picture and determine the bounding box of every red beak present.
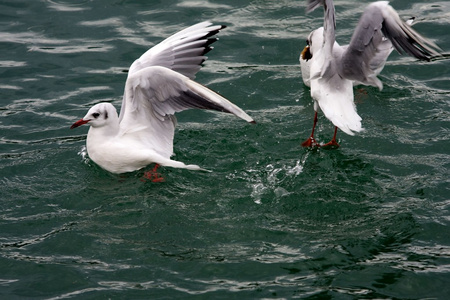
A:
[70,118,89,129]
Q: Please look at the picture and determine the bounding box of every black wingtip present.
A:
[205,38,219,46]
[429,52,450,62]
[202,38,219,55]
[204,26,225,39]
[203,47,213,56]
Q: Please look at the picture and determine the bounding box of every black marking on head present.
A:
[301,46,312,61]
[104,111,108,119]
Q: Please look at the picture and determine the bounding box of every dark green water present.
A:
[1,0,449,298]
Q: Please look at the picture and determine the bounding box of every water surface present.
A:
[1,0,449,298]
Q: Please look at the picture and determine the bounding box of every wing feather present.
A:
[339,1,441,89]
[119,66,254,158]
[119,22,226,123]
[306,0,337,78]
[128,21,225,78]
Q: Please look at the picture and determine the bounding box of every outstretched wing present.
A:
[339,1,441,89]
[306,0,337,77]
[119,66,254,159]
[128,21,225,79]
[119,21,227,125]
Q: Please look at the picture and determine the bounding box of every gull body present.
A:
[71,22,254,174]
[299,0,441,147]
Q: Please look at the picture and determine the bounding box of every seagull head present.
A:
[301,27,325,62]
[301,39,312,61]
[71,103,118,129]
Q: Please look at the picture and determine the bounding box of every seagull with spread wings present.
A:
[71,22,254,180]
[299,0,442,148]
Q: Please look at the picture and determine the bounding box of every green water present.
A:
[1,0,449,298]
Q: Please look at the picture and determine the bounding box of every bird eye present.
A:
[306,39,310,46]
[92,112,100,118]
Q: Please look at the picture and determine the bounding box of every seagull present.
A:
[71,21,255,179]
[299,0,442,148]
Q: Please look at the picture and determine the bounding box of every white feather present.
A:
[72,22,254,174]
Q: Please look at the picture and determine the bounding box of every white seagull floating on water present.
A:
[71,22,255,180]
[299,0,442,148]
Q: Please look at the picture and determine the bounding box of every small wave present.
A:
[45,0,91,12]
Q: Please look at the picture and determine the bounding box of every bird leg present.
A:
[321,126,340,149]
[302,111,320,148]
[143,164,165,182]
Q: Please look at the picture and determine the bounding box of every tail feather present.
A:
[312,75,363,136]
[157,157,211,172]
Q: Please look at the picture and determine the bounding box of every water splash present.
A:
[247,154,308,204]
[77,145,90,165]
